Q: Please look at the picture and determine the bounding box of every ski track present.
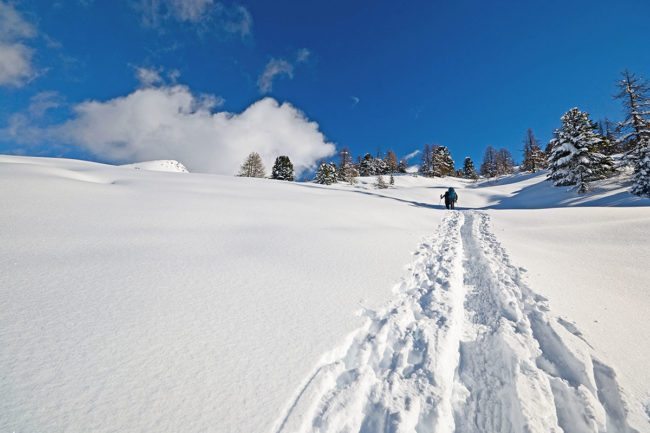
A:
[271,211,640,433]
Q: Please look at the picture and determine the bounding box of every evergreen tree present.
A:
[384,150,398,173]
[615,70,650,197]
[548,108,614,192]
[615,70,650,162]
[418,144,433,177]
[397,159,408,173]
[495,148,515,175]
[480,146,498,178]
[597,119,618,156]
[389,173,395,185]
[375,175,388,189]
[432,146,455,176]
[271,155,294,181]
[522,129,547,172]
[238,152,266,178]
[462,157,478,179]
[337,147,358,183]
[314,162,338,185]
[358,153,375,176]
[631,144,650,197]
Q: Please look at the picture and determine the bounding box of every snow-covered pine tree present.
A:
[238,152,266,178]
[480,146,498,178]
[522,129,547,172]
[358,153,375,177]
[419,144,433,177]
[432,146,455,176]
[631,142,650,197]
[389,173,395,185]
[615,70,650,163]
[337,147,358,183]
[547,108,613,192]
[375,175,388,189]
[495,148,515,175]
[372,157,389,175]
[462,157,478,179]
[397,159,408,173]
[384,150,398,174]
[615,70,650,197]
[314,162,338,185]
[271,155,294,181]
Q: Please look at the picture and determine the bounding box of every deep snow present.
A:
[1,155,648,432]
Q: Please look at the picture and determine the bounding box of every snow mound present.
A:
[121,160,189,173]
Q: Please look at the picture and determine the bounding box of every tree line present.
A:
[237,70,649,197]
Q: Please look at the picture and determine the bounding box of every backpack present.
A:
[448,188,457,201]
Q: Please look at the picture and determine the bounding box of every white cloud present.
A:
[350,96,360,107]
[135,66,164,87]
[52,85,334,176]
[0,1,37,87]
[257,59,294,94]
[138,0,252,37]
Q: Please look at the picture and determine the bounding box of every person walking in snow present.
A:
[440,187,458,210]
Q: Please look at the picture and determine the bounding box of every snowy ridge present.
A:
[120,160,189,173]
[273,211,639,433]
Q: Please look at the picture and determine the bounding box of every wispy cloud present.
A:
[0,1,37,87]
[257,49,312,94]
[403,149,420,161]
[137,0,253,38]
[350,96,360,107]
[257,59,294,93]
[296,48,310,63]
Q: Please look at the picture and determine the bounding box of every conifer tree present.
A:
[615,70,650,162]
[432,146,455,176]
[314,162,338,185]
[615,70,650,197]
[462,157,478,179]
[419,144,434,176]
[358,153,375,177]
[271,155,294,181]
[337,148,358,183]
[548,108,613,192]
[389,173,395,185]
[238,152,266,178]
[631,144,650,197]
[397,159,408,173]
[375,175,388,189]
[480,146,498,178]
[384,150,398,173]
[522,129,547,172]
[496,148,515,175]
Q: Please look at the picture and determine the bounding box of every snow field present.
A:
[273,211,641,432]
[1,155,648,432]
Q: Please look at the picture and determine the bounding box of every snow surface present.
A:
[121,159,189,173]
[1,155,649,432]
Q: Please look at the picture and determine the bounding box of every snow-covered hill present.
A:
[121,159,189,173]
[1,155,648,433]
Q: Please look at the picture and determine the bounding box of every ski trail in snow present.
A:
[271,211,639,433]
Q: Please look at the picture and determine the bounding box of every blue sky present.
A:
[1,0,650,173]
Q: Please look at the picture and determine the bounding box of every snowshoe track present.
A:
[272,211,639,433]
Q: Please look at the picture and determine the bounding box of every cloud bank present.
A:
[54,85,335,176]
[0,1,37,87]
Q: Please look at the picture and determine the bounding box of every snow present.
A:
[121,159,189,173]
[1,155,649,432]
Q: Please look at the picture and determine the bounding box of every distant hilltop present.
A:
[121,160,189,173]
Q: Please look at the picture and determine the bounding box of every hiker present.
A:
[440,187,458,210]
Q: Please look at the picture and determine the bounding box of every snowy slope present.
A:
[121,159,189,173]
[1,155,649,433]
